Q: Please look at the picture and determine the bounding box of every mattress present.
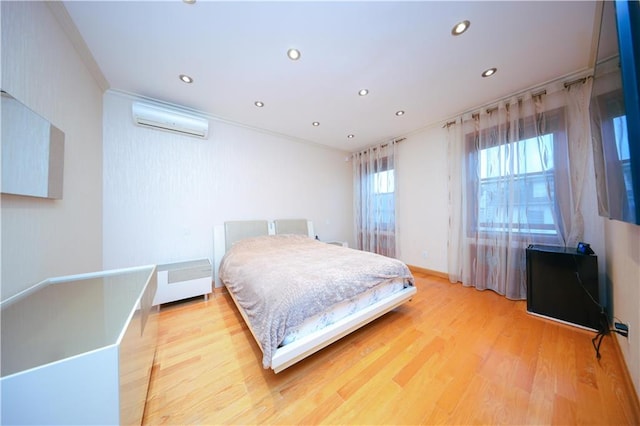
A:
[280,277,407,346]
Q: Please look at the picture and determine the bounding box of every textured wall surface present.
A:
[1,1,104,301]
[605,219,640,401]
[102,92,353,269]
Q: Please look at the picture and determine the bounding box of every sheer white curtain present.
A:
[353,141,397,257]
[447,80,593,299]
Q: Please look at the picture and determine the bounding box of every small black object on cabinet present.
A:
[526,244,601,331]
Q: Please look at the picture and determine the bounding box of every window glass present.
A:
[373,169,395,194]
[613,115,635,215]
[372,169,394,228]
[614,115,629,160]
[475,133,559,235]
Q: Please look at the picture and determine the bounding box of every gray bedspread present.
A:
[218,234,414,368]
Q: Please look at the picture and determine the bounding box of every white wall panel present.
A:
[605,220,640,400]
[102,92,352,269]
[396,125,449,273]
[1,1,103,301]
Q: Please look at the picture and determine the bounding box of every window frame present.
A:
[465,107,568,240]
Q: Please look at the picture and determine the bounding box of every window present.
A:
[467,108,567,237]
[613,115,635,214]
[372,169,395,229]
[353,146,397,257]
[593,89,636,223]
[373,169,394,194]
[477,134,556,234]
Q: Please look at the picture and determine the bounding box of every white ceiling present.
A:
[63,1,598,151]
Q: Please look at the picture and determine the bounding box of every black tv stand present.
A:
[526,244,601,331]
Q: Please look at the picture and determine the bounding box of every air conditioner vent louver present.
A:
[132,101,209,139]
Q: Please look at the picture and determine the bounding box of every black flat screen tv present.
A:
[590,0,640,225]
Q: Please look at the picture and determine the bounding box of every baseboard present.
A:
[406,265,448,279]
[610,333,640,424]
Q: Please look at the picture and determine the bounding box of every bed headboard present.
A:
[274,219,310,236]
[213,219,315,287]
[223,220,270,251]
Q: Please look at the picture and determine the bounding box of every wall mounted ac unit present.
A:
[132,101,209,139]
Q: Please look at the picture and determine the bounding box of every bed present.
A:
[213,219,416,373]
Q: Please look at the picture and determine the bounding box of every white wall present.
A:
[396,125,449,273]
[605,219,640,399]
[1,1,104,301]
[102,92,353,269]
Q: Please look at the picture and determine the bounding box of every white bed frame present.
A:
[212,219,417,373]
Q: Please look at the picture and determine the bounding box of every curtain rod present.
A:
[441,70,592,128]
[354,137,406,155]
[564,76,590,88]
[374,137,406,150]
[379,137,406,149]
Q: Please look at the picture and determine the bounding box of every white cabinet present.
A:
[153,259,212,305]
[1,266,158,425]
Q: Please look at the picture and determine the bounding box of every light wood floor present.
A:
[143,273,640,425]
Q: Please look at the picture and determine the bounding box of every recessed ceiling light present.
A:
[254,101,264,107]
[451,20,470,36]
[287,48,301,61]
[395,110,405,116]
[179,74,193,84]
[481,67,497,78]
[312,121,320,126]
[183,0,196,4]
[358,89,369,96]
[347,134,355,139]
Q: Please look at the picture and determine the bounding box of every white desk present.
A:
[1,265,158,425]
